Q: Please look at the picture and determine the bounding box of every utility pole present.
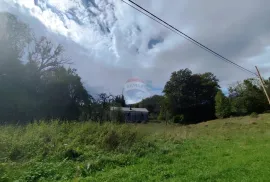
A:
[255,66,270,105]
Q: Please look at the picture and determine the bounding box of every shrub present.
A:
[172,115,185,124]
[9,146,23,161]
[64,149,82,161]
[158,112,165,121]
[20,163,60,182]
[103,130,120,150]
[250,112,258,118]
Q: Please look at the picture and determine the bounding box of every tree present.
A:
[229,78,268,116]
[158,96,170,121]
[28,36,71,73]
[91,93,114,122]
[0,13,33,123]
[163,68,219,124]
[215,91,231,118]
[138,95,164,119]
[41,67,90,120]
[114,95,126,107]
[0,13,92,124]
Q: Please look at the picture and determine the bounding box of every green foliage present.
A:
[21,163,59,182]
[156,96,173,123]
[158,112,165,121]
[215,91,231,118]
[229,79,268,116]
[172,115,185,124]
[9,146,24,161]
[0,13,91,124]
[250,112,259,118]
[63,149,82,161]
[2,115,270,181]
[0,164,9,182]
[114,95,126,107]
[0,121,152,161]
[3,12,270,181]
[0,121,158,180]
[103,130,120,150]
[138,95,164,119]
[163,68,219,124]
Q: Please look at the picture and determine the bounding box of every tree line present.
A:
[138,69,269,124]
[1,12,269,125]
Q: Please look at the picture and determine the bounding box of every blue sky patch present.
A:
[148,37,164,49]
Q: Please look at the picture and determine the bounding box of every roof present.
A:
[110,107,149,112]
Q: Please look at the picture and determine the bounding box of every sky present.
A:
[0,0,270,96]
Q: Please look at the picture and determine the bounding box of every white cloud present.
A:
[1,0,270,96]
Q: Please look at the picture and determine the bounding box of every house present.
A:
[110,107,149,123]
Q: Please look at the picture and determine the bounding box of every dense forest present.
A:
[0,12,269,125]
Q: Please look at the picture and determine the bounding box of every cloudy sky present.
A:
[1,0,269,96]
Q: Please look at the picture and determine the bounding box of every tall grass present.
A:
[1,114,270,181]
[0,121,156,181]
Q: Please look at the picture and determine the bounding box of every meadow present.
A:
[1,114,270,181]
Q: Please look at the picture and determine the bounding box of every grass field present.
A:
[1,114,270,181]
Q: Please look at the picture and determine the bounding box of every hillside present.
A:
[1,114,270,181]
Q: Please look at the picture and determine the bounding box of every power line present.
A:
[123,0,257,76]
[122,0,258,76]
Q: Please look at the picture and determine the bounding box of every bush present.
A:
[20,163,62,182]
[149,113,159,120]
[172,115,185,124]
[158,113,165,121]
[103,130,120,150]
[9,146,23,161]
[64,149,82,161]
[250,112,259,118]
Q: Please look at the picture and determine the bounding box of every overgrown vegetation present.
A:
[0,121,155,181]
[1,114,270,181]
